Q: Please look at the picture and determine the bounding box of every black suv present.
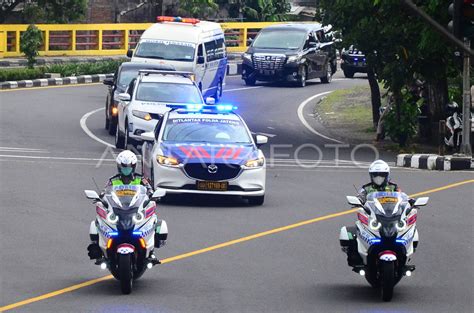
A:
[241,23,337,87]
[103,62,174,135]
[340,46,368,78]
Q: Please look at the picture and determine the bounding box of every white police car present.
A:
[140,104,267,205]
[115,70,210,149]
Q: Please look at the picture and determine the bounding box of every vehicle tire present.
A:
[214,80,223,102]
[320,62,332,84]
[381,261,395,302]
[123,122,129,149]
[115,123,126,149]
[108,117,117,136]
[331,60,337,76]
[244,77,256,86]
[248,195,264,206]
[343,70,354,78]
[105,116,110,130]
[118,254,133,294]
[298,66,307,87]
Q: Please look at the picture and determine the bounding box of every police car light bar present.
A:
[138,69,194,78]
[166,104,238,112]
[156,16,200,25]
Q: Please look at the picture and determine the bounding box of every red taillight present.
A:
[156,16,200,24]
[357,213,369,225]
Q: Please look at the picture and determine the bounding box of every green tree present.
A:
[243,0,291,22]
[20,24,43,68]
[178,0,219,18]
[319,0,455,146]
[1,0,86,23]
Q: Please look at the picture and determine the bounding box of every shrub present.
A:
[20,24,43,68]
[0,67,46,82]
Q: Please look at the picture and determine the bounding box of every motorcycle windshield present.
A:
[366,191,408,218]
[104,185,147,210]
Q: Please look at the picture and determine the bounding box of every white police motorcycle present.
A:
[85,185,168,294]
[339,191,428,301]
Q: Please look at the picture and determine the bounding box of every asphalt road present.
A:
[0,72,473,313]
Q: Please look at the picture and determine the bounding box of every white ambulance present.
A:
[128,16,227,102]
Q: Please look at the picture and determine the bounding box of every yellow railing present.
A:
[0,22,290,58]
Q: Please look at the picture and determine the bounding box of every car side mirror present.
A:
[84,190,100,200]
[118,93,131,102]
[346,196,362,206]
[197,56,205,64]
[151,189,166,200]
[414,197,429,207]
[103,78,114,86]
[205,97,215,105]
[127,49,133,58]
[256,135,268,145]
[140,131,155,142]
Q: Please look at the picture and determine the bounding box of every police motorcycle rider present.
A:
[87,150,157,261]
[346,160,408,266]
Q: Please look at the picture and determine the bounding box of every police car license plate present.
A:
[260,69,275,75]
[196,181,228,191]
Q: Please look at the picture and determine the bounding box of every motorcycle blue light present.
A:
[108,231,119,237]
[354,57,359,61]
[133,231,142,236]
[396,238,408,245]
[369,238,381,244]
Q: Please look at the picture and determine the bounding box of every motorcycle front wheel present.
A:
[381,261,395,302]
[118,254,133,294]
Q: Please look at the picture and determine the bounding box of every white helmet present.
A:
[368,160,390,186]
[116,150,137,177]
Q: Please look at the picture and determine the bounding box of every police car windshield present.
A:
[136,82,202,103]
[252,30,307,50]
[135,40,195,62]
[162,117,252,144]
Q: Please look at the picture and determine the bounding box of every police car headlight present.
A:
[243,157,264,169]
[242,53,252,62]
[157,155,180,167]
[287,55,299,63]
[132,110,152,121]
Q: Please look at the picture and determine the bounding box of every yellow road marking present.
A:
[0,83,102,93]
[1,179,473,312]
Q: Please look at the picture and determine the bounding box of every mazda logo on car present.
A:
[207,164,218,174]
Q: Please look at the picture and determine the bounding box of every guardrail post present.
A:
[0,30,5,58]
[45,30,49,52]
[242,27,247,50]
[124,28,129,52]
[98,29,103,52]
[72,29,76,52]
[15,30,20,55]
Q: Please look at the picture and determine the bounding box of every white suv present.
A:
[115,70,208,148]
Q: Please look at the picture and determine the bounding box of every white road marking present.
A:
[251,131,277,138]
[223,86,262,93]
[0,154,116,162]
[296,91,344,144]
[0,147,48,152]
[79,108,115,148]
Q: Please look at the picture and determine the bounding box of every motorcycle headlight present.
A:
[157,155,180,167]
[106,211,118,225]
[396,219,407,231]
[132,212,144,224]
[132,110,152,121]
[287,55,299,63]
[244,157,265,168]
[369,218,381,231]
[242,53,252,62]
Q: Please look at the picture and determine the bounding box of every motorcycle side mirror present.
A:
[414,197,429,207]
[84,190,100,200]
[151,189,166,200]
[346,196,362,206]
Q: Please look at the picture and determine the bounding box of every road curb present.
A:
[1,63,243,90]
[396,154,473,171]
[0,73,115,89]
